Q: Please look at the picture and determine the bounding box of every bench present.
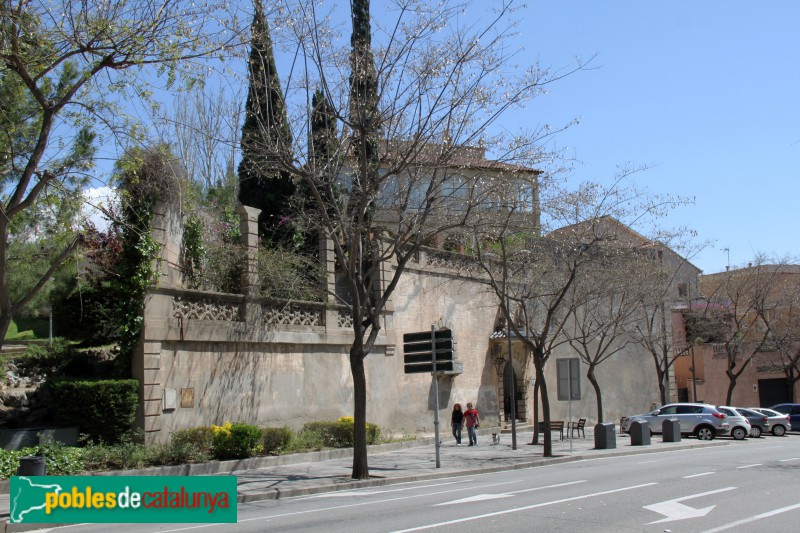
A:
[568,418,587,439]
[549,420,565,441]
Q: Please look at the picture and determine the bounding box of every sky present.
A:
[81,1,799,274]
[506,1,800,273]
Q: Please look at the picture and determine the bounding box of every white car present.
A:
[621,403,730,440]
[716,406,751,440]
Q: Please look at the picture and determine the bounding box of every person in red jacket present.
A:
[464,402,480,446]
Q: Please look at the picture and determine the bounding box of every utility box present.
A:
[594,422,616,449]
[662,419,681,442]
[629,420,651,446]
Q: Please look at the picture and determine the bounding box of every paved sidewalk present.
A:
[232,427,728,502]
[0,426,730,522]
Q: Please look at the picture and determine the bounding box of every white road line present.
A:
[701,502,800,532]
[388,482,658,532]
[736,464,761,469]
[298,479,475,498]
[779,457,800,462]
[200,479,525,529]
[637,460,661,464]
[683,472,715,478]
[434,480,587,506]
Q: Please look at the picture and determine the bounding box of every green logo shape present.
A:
[10,476,237,524]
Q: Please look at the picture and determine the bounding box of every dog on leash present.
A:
[491,433,501,445]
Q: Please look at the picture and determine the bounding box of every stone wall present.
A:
[134,201,663,443]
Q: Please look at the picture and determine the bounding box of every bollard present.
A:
[662,418,681,442]
[594,422,616,449]
[629,420,651,446]
[17,455,46,476]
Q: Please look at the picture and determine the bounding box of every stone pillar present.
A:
[320,236,339,329]
[237,205,261,296]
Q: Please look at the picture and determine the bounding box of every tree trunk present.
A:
[350,348,369,479]
[530,379,540,445]
[587,364,603,423]
[725,371,737,406]
[535,355,552,457]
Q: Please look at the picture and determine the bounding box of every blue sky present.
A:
[508,1,800,273]
[86,1,798,274]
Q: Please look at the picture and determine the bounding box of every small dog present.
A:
[491,433,501,445]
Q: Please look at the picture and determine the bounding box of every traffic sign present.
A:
[402,328,455,374]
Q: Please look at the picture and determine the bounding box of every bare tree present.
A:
[154,84,243,191]
[243,0,587,478]
[761,271,800,401]
[562,248,638,423]
[695,257,793,405]
[471,173,677,456]
[627,235,703,405]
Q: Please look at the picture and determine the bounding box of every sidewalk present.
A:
[233,427,728,502]
[0,426,729,519]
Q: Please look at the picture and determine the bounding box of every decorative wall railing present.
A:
[173,294,243,322]
[262,300,325,327]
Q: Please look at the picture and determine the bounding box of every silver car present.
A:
[716,406,751,440]
[749,407,790,436]
[622,403,730,440]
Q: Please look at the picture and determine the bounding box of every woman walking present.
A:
[451,403,464,445]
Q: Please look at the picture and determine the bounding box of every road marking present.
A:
[644,487,736,524]
[683,472,715,478]
[388,482,657,532]
[637,460,662,464]
[701,502,800,532]
[779,457,800,462]
[736,464,761,469]
[434,480,586,506]
[303,479,474,498]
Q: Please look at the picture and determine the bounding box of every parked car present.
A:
[734,407,769,437]
[716,406,752,440]
[750,407,790,436]
[621,403,730,440]
[770,403,800,432]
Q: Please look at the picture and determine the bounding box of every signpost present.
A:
[557,358,581,453]
[403,327,455,468]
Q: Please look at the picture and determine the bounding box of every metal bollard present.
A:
[594,422,616,449]
[629,420,651,446]
[662,418,681,442]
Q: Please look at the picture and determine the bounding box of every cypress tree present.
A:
[349,0,380,218]
[238,0,295,245]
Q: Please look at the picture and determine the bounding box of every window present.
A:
[678,283,688,298]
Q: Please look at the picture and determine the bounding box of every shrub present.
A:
[167,427,214,463]
[262,426,293,454]
[302,418,381,448]
[284,429,325,453]
[0,441,84,479]
[81,435,152,471]
[211,422,263,460]
[48,378,139,443]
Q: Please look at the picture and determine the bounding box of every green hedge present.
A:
[211,422,263,460]
[262,426,293,454]
[49,379,139,443]
[302,418,380,448]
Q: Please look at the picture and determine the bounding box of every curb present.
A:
[235,439,731,502]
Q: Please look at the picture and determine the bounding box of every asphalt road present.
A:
[33,436,800,533]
